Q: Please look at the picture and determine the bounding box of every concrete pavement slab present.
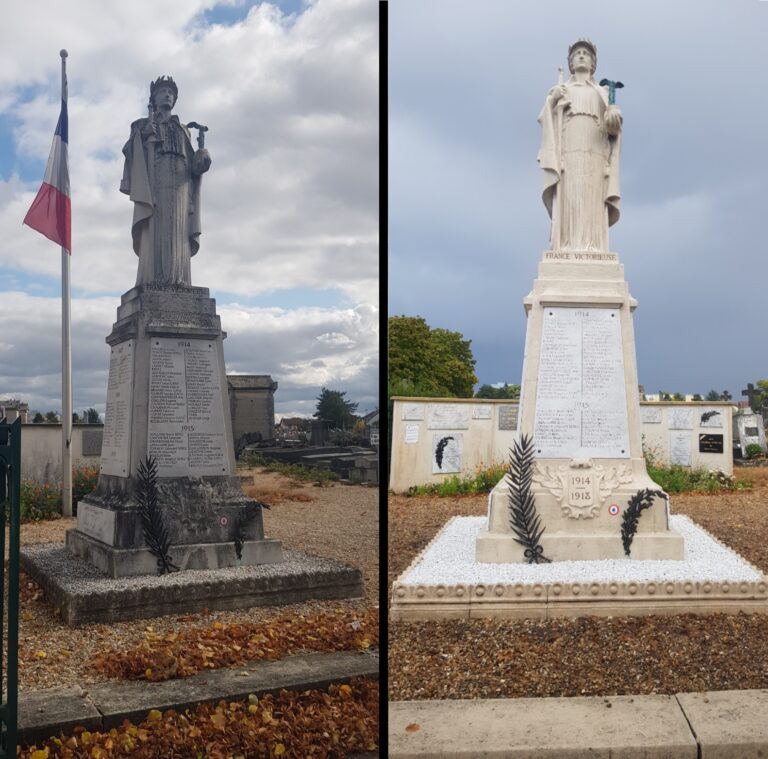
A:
[19,686,101,747]
[676,689,768,758]
[389,696,698,758]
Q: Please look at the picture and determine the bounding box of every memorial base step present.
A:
[475,528,685,562]
[66,528,283,578]
[21,543,364,626]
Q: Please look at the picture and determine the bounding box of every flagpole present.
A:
[60,49,72,518]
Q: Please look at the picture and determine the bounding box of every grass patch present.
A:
[406,463,507,497]
[647,464,751,494]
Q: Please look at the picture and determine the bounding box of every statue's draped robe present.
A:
[120,116,205,285]
[537,77,620,252]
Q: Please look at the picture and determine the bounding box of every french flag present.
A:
[23,94,71,253]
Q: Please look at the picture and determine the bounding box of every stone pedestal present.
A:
[476,251,685,562]
[69,284,284,577]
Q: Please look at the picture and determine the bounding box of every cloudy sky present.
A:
[389,0,767,402]
[0,0,378,421]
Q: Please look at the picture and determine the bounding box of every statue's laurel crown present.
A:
[150,75,178,100]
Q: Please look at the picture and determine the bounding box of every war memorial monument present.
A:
[20,76,363,624]
[390,40,768,620]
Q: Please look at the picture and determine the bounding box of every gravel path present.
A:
[14,468,378,692]
[388,467,768,700]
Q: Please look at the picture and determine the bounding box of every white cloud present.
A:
[0,0,378,416]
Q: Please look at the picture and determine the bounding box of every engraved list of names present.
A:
[148,338,230,477]
[100,341,135,476]
[533,308,629,458]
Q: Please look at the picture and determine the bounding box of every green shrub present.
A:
[18,465,100,522]
[746,443,764,459]
[406,463,507,497]
[647,464,750,494]
[240,455,339,486]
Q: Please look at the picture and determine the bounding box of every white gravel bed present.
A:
[399,515,764,586]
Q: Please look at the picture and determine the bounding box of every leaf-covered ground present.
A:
[389,466,768,700]
[91,608,378,681]
[20,677,378,758]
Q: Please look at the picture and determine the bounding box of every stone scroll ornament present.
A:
[136,456,178,575]
[507,434,551,564]
[620,488,667,557]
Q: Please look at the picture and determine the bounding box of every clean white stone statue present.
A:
[538,39,621,253]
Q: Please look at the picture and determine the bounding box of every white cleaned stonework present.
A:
[391,516,768,621]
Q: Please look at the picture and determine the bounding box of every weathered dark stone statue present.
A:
[120,76,211,285]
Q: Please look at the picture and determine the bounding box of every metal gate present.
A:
[0,418,20,755]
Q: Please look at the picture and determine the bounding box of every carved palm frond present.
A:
[507,434,550,564]
[136,456,178,575]
[620,488,666,557]
[233,501,269,560]
[435,436,454,470]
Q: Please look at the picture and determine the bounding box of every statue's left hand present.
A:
[605,105,622,136]
[193,148,212,174]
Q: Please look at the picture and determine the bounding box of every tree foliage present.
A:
[31,412,44,424]
[475,383,520,399]
[388,315,477,398]
[706,390,721,401]
[83,407,101,423]
[314,388,359,430]
[44,411,59,423]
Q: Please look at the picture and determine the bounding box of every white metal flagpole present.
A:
[60,49,73,517]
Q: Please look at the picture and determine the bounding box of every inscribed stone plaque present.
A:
[472,405,492,420]
[640,407,662,424]
[404,424,419,444]
[77,501,116,545]
[401,403,425,421]
[670,431,692,466]
[699,408,723,428]
[82,429,103,457]
[100,341,135,476]
[428,404,469,430]
[432,433,462,474]
[668,408,694,430]
[148,338,230,477]
[699,434,724,453]
[744,426,760,439]
[498,404,519,431]
[533,308,629,458]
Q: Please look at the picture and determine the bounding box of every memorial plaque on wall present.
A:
[498,404,519,430]
[148,338,230,477]
[669,408,694,430]
[427,404,470,430]
[472,405,492,420]
[670,430,692,466]
[432,433,462,474]
[401,403,425,421]
[533,308,629,458]
[640,406,662,424]
[82,430,103,457]
[100,341,134,476]
[699,434,724,453]
[699,408,723,428]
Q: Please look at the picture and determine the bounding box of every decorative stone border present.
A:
[390,518,768,621]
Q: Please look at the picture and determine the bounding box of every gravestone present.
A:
[733,411,766,458]
[476,39,684,562]
[66,76,282,577]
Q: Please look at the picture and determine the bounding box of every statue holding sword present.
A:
[537,40,623,253]
[120,76,211,286]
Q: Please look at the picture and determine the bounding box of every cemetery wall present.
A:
[389,397,518,492]
[640,402,733,475]
[20,424,103,484]
[389,398,733,492]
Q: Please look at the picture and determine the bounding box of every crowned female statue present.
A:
[120,76,211,286]
[537,40,621,253]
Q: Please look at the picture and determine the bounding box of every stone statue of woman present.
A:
[120,76,211,286]
[537,40,621,253]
